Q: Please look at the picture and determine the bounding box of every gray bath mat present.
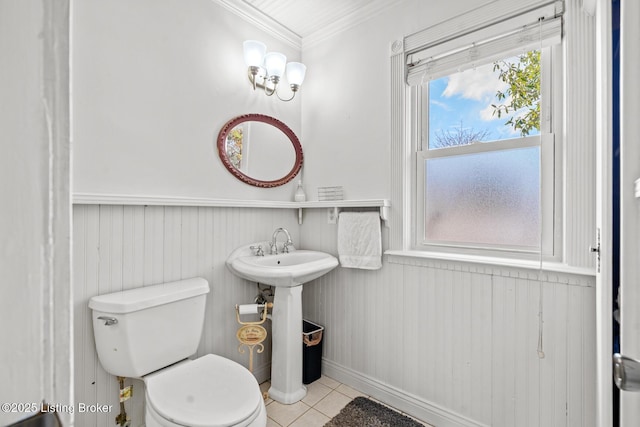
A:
[324,396,424,427]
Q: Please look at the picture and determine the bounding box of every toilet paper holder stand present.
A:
[235,303,273,376]
[235,302,273,325]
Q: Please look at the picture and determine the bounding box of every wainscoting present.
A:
[73,204,596,427]
[300,210,596,427]
[72,204,298,427]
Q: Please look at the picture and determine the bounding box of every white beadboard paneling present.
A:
[564,0,597,268]
[471,273,493,424]
[402,265,421,393]
[583,284,597,424]
[73,205,297,427]
[75,203,596,427]
[389,50,406,250]
[144,206,164,286]
[122,206,145,287]
[300,208,596,427]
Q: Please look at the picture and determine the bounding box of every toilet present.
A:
[89,277,267,427]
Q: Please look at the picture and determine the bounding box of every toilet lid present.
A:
[145,354,262,427]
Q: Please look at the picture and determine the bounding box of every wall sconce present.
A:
[243,40,306,102]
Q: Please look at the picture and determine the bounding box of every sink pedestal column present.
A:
[268,285,307,404]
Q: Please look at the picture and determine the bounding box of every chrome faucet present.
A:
[270,227,293,254]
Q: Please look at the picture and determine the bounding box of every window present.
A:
[407,13,562,258]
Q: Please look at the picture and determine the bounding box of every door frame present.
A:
[595,0,613,426]
[619,0,640,424]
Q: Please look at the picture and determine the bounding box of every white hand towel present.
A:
[337,211,382,270]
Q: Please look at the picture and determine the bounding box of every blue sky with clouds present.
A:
[427,59,539,148]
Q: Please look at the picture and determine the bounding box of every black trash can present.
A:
[302,319,324,384]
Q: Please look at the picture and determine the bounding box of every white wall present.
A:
[72,0,303,201]
[299,0,598,426]
[300,0,492,200]
[0,1,73,425]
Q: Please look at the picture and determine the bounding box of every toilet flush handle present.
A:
[97,316,118,326]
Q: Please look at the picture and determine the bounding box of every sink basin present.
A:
[226,241,339,405]
[226,244,338,287]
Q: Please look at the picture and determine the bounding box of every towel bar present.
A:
[326,205,389,227]
[294,199,390,226]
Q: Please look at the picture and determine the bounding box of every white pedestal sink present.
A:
[226,243,338,404]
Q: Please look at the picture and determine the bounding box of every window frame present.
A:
[410,45,563,261]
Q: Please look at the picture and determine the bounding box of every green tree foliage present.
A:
[491,50,541,136]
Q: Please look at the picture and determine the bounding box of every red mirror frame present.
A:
[217,114,303,188]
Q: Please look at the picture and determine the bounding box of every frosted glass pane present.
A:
[424,147,540,248]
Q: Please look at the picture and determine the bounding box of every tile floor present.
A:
[260,375,433,427]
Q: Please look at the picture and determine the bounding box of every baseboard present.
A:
[322,359,489,427]
[252,361,271,385]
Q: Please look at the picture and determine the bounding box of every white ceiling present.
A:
[230,0,406,47]
[240,0,383,38]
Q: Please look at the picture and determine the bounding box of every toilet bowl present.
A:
[144,355,267,427]
[89,278,267,427]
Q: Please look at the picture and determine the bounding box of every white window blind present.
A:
[406,3,564,85]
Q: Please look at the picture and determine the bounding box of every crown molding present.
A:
[212,0,302,50]
[213,0,408,51]
[302,0,407,49]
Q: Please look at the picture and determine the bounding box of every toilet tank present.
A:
[89,277,210,378]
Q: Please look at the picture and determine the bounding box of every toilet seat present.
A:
[144,354,263,427]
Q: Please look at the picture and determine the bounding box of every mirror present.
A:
[217,114,303,188]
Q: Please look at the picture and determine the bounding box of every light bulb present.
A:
[286,62,306,86]
[264,52,287,78]
[243,40,266,67]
